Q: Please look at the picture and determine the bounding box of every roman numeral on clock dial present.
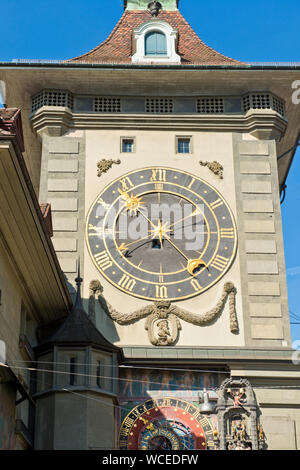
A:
[221,228,235,238]
[155,285,168,299]
[120,177,134,191]
[94,251,113,271]
[211,255,229,271]
[151,169,166,182]
[118,274,136,292]
[210,198,223,210]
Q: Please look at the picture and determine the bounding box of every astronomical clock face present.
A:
[119,398,216,450]
[86,167,237,301]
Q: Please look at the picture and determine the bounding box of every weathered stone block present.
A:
[48,160,79,173]
[48,140,79,154]
[241,179,272,194]
[239,142,269,155]
[246,239,277,253]
[247,260,279,274]
[240,161,271,174]
[244,220,275,233]
[249,303,282,317]
[48,179,78,192]
[260,417,297,450]
[58,258,77,273]
[52,217,78,232]
[243,199,274,213]
[52,238,77,252]
[251,318,283,339]
[49,198,78,212]
[248,281,281,296]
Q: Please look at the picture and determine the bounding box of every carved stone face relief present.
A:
[145,313,181,346]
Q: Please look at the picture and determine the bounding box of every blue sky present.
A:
[1,0,299,342]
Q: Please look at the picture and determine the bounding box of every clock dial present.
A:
[86,167,237,301]
[119,398,216,450]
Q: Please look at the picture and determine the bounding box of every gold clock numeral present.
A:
[123,417,135,429]
[119,427,130,437]
[220,228,235,239]
[155,183,164,191]
[191,279,203,292]
[210,198,223,210]
[120,177,134,192]
[118,274,136,292]
[155,285,168,299]
[97,197,109,209]
[211,255,229,271]
[188,178,195,189]
[162,398,171,407]
[150,169,166,182]
[88,224,102,236]
[200,417,210,427]
[94,251,113,271]
[192,410,201,420]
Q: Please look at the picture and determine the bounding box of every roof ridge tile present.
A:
[67,10,243,65]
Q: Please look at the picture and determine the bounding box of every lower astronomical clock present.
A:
[119,398,216,450]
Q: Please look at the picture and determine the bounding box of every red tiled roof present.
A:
[68,10,243,65]
[0,108,19,120]
[0,108,25,151]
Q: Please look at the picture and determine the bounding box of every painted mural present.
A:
[0,384,16,450]
[119,367,225,401]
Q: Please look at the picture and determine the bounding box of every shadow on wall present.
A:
[64,276,121,344]
[0,383,16,450]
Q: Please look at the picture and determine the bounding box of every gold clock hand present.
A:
[169,207,203,230]
[118,235,150,252]
[137,208,158,231]
[163,235,189,261]
[164,234,207,276]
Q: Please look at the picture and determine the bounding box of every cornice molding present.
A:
[30,107,288,141]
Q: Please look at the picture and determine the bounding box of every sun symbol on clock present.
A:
[118,188,144,215]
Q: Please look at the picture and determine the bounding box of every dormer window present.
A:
[145,31,167,56]
[132,20,181,64]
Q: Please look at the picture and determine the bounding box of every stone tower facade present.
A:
[1,0,300,450]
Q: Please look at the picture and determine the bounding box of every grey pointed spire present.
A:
[36,260,120,353]
[74,257,83,310]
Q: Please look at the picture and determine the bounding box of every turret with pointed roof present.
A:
[38,263,120,354]
[34,265,122,450]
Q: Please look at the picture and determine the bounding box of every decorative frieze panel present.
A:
[31,89,74,113]
[31,90,286,117]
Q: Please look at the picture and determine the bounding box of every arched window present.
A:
[145,31,167,56]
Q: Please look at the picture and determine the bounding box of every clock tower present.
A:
[2,0,300,450]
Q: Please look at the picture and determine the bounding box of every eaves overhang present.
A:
[1,62,299,191]
[0,114,72,322]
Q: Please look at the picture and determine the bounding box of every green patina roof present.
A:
[125,0,178,11]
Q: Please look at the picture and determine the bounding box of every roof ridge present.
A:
[174,10,243,64]
[67,11,129,63]
[67,9,242,65]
